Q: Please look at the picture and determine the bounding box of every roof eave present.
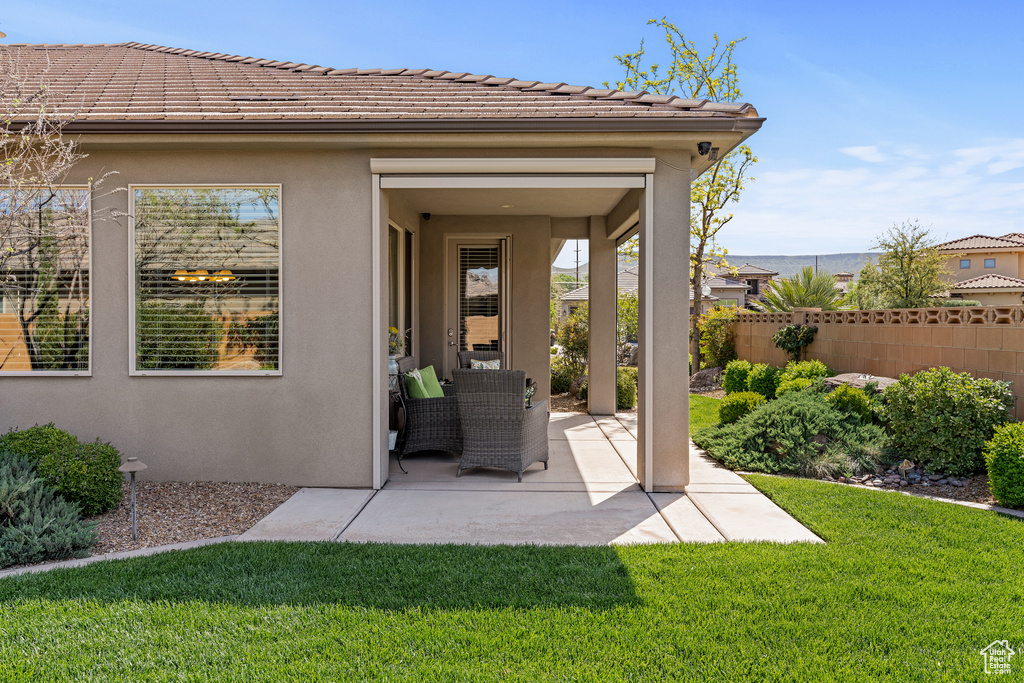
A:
[59,117,766,135]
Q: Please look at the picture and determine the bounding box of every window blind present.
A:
[459,246,501,352]
[132,187,280,373]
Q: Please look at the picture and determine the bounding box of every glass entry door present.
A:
[445,238,509,377]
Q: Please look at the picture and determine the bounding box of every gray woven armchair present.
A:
[457,350,505,369]
[452,368,548,482]
[398,370,462,462]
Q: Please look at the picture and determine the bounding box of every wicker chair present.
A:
[457,350,505,369]
[398,367,462,462]
[452,369,549,482]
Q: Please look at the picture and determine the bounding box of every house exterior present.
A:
[937,233,1024,305]
[559,267,748,320]
[708,263,777,305]
[0,42,762,492]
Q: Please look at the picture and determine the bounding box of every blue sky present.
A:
[5,0,1023,262]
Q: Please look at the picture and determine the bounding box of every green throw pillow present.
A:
[406,366,445,399]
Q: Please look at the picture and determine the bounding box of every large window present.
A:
[0,187,90,374]
[130,187,281,375]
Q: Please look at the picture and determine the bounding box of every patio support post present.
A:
[588,215,617,415]
[638,154,690,491]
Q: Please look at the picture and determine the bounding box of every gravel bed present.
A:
[839,470,998,507]
[88,480,299,555]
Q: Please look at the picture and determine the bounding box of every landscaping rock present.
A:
[689,367,723,392]
[823,373,897,393]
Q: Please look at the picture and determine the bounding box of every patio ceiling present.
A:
[392,186,630,217]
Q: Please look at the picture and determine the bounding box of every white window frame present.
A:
[128,184,283,377]
[0,184,92,377]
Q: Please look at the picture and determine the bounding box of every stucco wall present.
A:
[2,149,375,487]
[948,251,1022,280]
[734,307,1024,421]
[416,215,552,401]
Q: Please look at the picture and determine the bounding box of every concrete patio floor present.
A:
[240,413,822,546]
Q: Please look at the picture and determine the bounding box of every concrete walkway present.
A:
[240,413,822,546]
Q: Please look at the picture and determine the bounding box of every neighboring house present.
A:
[708,263,777,305]
[834,271,855,295]
[0,42,762,491]
[560,267,747,320]
[937,233,1024,305]
[559,266,636,320]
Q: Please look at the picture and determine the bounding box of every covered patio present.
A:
[241,413,821,545]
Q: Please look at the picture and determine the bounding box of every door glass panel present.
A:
[458,246,500,351]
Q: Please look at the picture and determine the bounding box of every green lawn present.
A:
[689,393,721,433]
[1,477,1020,681]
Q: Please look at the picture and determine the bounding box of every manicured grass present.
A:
[1,477,1021,681]
[689,393,722,433]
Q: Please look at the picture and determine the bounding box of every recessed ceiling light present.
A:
[501,204,515,208]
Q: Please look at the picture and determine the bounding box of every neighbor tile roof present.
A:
[561,267,638,301]
[952,274,1024,290]
[710,263,778,277]
[1,43,762,129]
[936,234,1024,251]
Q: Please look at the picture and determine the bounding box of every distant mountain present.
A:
[723,253,880,279]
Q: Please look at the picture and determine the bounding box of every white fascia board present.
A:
[370,158,656,175]
[379,175,645,189]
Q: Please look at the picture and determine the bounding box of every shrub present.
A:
[719,391,767,425]
[772,323,818,361]
[826,385,874,423]
[0,452,98,569]
[939,299,982,307]
[722,360,752,394]
[617,367,638,410]
[550,355,575,394]
[0,425,123,515]
[747,363,783,400]
[882,367,1015,476]
[780,360,833,383]
[45,441,123,516]
[776,378,813,397]
[0,424,78,462]
[556,304,589,383]
[697,306,738,370]
[985,423,1024,508]
[694,390,890,477]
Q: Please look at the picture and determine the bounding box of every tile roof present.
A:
[561,267,638,301]
[710,262,778,277]
[936,234,1024,251]
[952,274,1024,290]
[1,43,762,130]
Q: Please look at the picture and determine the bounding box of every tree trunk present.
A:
[691,260,704,375]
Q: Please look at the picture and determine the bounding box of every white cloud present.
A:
[839,146,889,163]
[722,139,1024,254]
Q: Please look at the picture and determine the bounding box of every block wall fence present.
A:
[733,306,1024,421]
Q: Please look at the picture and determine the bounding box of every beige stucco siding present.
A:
[949,251,1022,280]
[1,149,375,487]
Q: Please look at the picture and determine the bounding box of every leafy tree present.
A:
[761,267,843,312]
[697,305,738,369]
[852,221,954,309]
[610,18,756,372]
